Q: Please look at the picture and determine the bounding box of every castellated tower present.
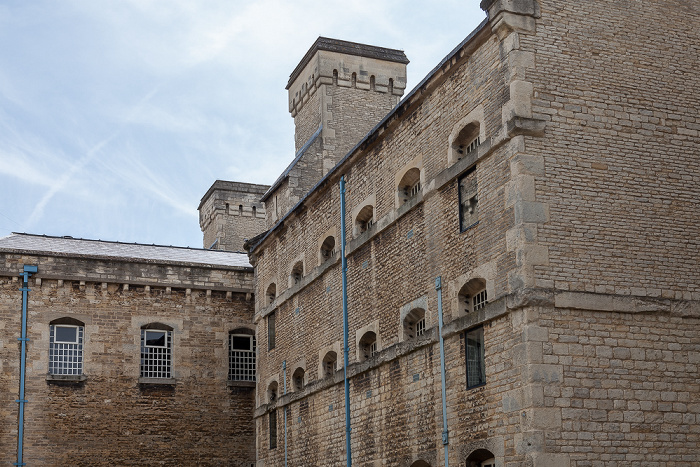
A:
[261,38,409,225]
[198,180,269,251]
[287,37,409,173]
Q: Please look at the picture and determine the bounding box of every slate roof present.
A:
[0,233,251,268]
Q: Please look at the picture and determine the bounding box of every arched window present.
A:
[49,317,85,376]
[332,69,338,86]
[266,283,276,306]
[268,381,278,403]
[458,278,487,314]
[466,449,495,467]
[452,122,481,162]
[320,235,336,263]
[252,205,257,216]
[355,205,374,235]
[229,328,256,382]
[403,308,426,340]
[238,204,243,215]
[410,461,431,467]
[322,351,337,378]
[397,168,421,206]
[292,367,305,391]
[290,261,304,286]
[140,323,173,379]
[358,331,378,362]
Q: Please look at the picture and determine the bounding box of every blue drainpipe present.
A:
[436,276,449,467]
[339,175,352,467]
[283,360,288,467]
[16,264,37,467]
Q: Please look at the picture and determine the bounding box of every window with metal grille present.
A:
[322,351,337,377]
[292,367,305,391]
[397,167,421,206]
[49,324,84,375]
[369,341,377,357]
[465,136,480,155]
[229,333,256,382]
[140,328,172,379]
[466,327,485,389]
[359,331,377,362]
[415,318,426,337]
[409,181,421,198]
[473,290,488,311]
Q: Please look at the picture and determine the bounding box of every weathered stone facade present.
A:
[0,234,257,466]
[247,0,700,466]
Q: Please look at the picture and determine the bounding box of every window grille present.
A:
[49,325,83,375]
[366,218,374,229]
[465,136,480,155]
[415,318,426,337]
[323,356,336,377]
[408,181,421,198]
[140,329,172,379]
[369,341,377,358]
[229,334,256,381]
[466,327,485,388]
[473,290,488,311]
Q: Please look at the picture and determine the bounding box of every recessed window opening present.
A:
[398,168,421,205]
[238,204,243,215]
[355,205,374,234]
[459,278,487,314]
[351,72,357,88]
[466,449,496,467]
[332,69,338,86]
[388,78,394,94]
[267,312,276,350]
[225,202,230,214]
[292,367,305,391]
[453,123,481,162]
[370,75,375,91]
[229,330,256,382]
[266,283,276,306]
[291,261,303,286]
[140,323,173,379]
[49,318,84,376]
[403,308,426,340]
[322,351,337,377]
[320,236,336,262]
[466,327,485,389]
[268,381,278,402]
[252,206,257,216]
[359,331,377,362]
[269,409,278,449]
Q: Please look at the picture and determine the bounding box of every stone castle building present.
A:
[1,0,699,465]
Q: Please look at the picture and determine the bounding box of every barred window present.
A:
[466,327,485,389]
[397,167,421,206]
[140,324,172,379]
[459,278,488,314]
[49,321,84,375]
[403,308,426,340]
[229,331,256,382]
[359,331,378,362]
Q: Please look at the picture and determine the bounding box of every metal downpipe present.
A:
[16,264,37,467]
[339,175,352,466]
[436,277,449,467]
[283,360,288,467]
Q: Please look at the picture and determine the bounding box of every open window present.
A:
[355,205,374,235]
[49,317,85,376]
[229,328,256,382]
[403,308,426,340]
[266,283,276,306]
[322,351,337,378]
[140,323,173,379]
[320,235,336,263]
[397,168,421,206]
[292,367,305,391]
[458,278,487,314]
[358,331,378,362]
[290,261,304,286]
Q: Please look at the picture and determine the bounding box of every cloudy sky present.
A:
[0,1,485,249]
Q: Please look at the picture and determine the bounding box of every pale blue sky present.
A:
[0,1,485,248]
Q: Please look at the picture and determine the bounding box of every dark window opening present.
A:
[466,327,485,389]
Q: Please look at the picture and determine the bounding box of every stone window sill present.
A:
[227,380,256,388]
[46,374,87,382]
[138,377,177,385]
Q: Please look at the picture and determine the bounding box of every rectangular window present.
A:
[473,290,488,311]
[229,334,256,381]
[140,329,172,378]
[268,312,276,350]
[269,409,278,449]
[466,327,485,389]
[458,168,478,232]
[369,341,377,358]
[49,325,84,375]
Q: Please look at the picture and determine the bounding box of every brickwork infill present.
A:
[0,263,255,465]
